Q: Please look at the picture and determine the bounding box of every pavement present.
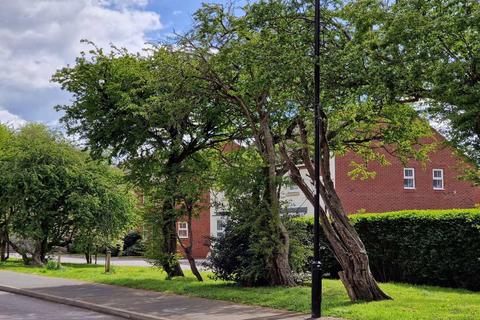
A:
[0,270,334,320]
[0,291,122,320]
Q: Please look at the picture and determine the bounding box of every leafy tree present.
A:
[144,153,212,282]
[70,161,137,264]
[0,124,135,266]
[0,125,14,261]
[52,43,236,277]
[180,0,433,298]
[360,0,480,177]
[208,147,294,285]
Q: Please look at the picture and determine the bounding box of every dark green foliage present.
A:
[122,231,144,256]
[207,215,340,285]
[206,190,273,286]
[295,209,480,291]
[285,218,341,278]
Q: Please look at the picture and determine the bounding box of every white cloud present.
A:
[0,0,163,90]
[0,108,27,129]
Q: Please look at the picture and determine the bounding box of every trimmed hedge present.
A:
[292,209,480,291]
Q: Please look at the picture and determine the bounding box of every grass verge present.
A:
[0,260,479,320]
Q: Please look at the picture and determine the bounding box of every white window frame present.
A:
[433,169,444,190]
[289,184,299,191]
[403,168,415,189]
[216,219,226,232]
[178,222,188,239]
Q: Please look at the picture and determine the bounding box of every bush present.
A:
[296,209,480,291]
[207,215,335,286]
[122,231,144,256]
[206,211,271,286]
[46,259,62,270]
[285,218,340,277]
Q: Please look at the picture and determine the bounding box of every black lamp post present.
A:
[311,0,322,318]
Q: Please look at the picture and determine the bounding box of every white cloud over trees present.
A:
[0,0,163,123]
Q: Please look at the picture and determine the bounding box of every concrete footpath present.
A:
[0,270,337,320]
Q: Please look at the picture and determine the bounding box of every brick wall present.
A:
[335,142,479,214]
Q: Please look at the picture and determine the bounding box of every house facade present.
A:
[179,142,480,258]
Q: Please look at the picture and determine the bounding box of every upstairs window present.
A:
[403,168,415,189]
[178,222,188,239]
[433,169,444,190]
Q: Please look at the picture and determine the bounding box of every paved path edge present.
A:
[0,284,170,320]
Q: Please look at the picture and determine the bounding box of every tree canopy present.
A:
[0,124,136,265]
[51,0,480,301]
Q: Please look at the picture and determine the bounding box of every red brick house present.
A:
[179,139,480,258]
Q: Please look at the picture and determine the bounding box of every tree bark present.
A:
[31,242,45,267]
[162,211,184,278]
[0,229,8,261]
[260,113,296,287]
[185,249,203,282]
[177,213,203,282]
[85,252,92,264]
[269,221,295,286]
[280,117,391,301]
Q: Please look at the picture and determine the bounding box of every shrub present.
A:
[122,231,144,256]
[296,209,480,291]
[46,259,62,270]
[286,218,340,277]
[206,211,271,286]
[207,215,337,285]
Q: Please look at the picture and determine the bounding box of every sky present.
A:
[0,0,228,129]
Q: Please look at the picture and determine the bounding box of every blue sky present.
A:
[0,0,229,128]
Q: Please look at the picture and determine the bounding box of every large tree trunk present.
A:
[0,229,9,261]
[260,114,296,287]
[325,185,390,301]
[30,241,45,267]
[7,240,29,265]
[280,123,391,301]
[269,221,296,286]
[162,212,184,278]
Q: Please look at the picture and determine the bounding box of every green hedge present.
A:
[291,209,480,291]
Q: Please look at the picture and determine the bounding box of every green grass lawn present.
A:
[0,260,479,320]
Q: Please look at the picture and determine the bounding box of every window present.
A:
[289,184,299,191]
[216,218,227,237]
[178,222,188,239]
[286,207,308,216]
[286,178,299,192]
[433,169,444,190]
[403,168,415,189]
[216,219,226,232]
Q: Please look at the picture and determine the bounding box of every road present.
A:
[0,291,122,320]
[11,253,207,269]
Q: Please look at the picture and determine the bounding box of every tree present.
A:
[208,146,295,285]
[180,0,433,298]
[362,0,480,177]
[70,161,137,264]
[0,125,14,261]
[52,43,236,277]
[0,124,136,266]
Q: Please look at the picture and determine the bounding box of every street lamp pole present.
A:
[311,0,322,318]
